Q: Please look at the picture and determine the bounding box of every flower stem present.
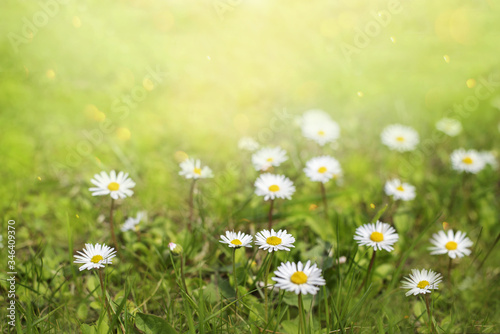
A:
[447,257,452,283]
[180,254,190,298]
[264,252,274,323]
[109,198,118,252]
[188,179,197,231]
[268,199,274,230]
[424,293,435,333]
[478,231,500,270]
[320,182,329,220]
[356,250,376,295]
[98,269,112,322]
[298,293,306,334]
[232,248,239,320]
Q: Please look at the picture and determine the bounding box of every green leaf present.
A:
[80,324,97,334]
[135,313,178,334]
[281,319,300,334]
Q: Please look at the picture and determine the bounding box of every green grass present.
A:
[1,0,500,333]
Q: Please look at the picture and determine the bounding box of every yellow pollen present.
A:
[266,236,282,246]
[445,241,458,250]
[318,166,327,174]
[290,271,308,284]
[193,168,202,175]
[417,280,430,289]
[269,184,280,192]
[396,136,405,142]
[107,182,120,191]
[318,130,325,136]
[231,239,242,246]
[462,157,473,164]
[396,185,404,191]
[266,157,273,162]
[370,231,384,242]
[91,255,104,264]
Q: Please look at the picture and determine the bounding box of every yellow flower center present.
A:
[266,236,282,246]
[193,168,202,175]
[396,136,405,142]
[107,182,120,191]
[370,231,384,242]
[318,130,325,136]
[445,241,458,250]
[91,255,104,264]
[396,185,404,191]
[231,239,242,246]
[268,184,280,192]
[417,280,430,289]
[266,157,273,162]
[290,271,308,285]
[318,166,327,174]
[462,157,473,164]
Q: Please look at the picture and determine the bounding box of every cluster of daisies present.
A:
[73,109,491,308]
[220,229,326,295]
[353,220,474,296]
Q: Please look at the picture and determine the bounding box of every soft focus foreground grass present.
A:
[1,0,500,333]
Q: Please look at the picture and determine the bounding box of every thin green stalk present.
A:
[447,257,452,284]
[424,293,435,333]
[268,199,274,230]
[98,269,112,323]
[356,250,376,295]
[264,252,275,322]
[109,198,118,252]
[188,179,197,231]
[232,248,238,320]
[298,293,306,334]
[320,182,329,220]
[478,231,500,270]
[180,254,190,298]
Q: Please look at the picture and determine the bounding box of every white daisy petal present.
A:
[272,260,326,295]
[353,220,399,252]
[255,229,295,253]
[179,158,213,179]
[451,149,486,174]
[73,243,117,271]
[384,178,416,201]
[254,173,296,201]
[303,156,342,184]
[428,229,473,259]
[89,170,135,199]
[381,124,419,152]
[251,147,288,172]
[401,269,442,297]
[300,109,340,146]
[219,231,253,248]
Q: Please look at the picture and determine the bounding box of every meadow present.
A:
[1,0,500,333]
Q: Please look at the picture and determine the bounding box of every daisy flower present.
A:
[450,149,486,174]
[255,229,295,252]
[121,211,147,232]
[89,171,135,200]
[300,110,340,146]
[254,173,296,201]
[384,179,416,201]
[251,147,288,172]
[179,158,213,179]
[401,269,442,296]
[272,260,326,295]
[354,221,399,252]
[428,230,473,259]
[303,156,342,183]
[238,137,260,151]
[219,231,253,248]
[436,118,462,137]
[381,124,419,152]
[73,243,117,271]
